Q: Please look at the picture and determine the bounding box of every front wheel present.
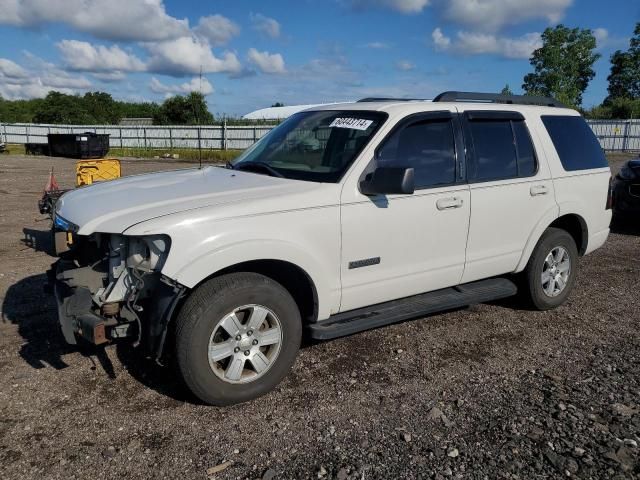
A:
[175,273,301,406]
[522,228,579,310]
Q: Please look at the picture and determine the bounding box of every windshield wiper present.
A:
[232,161,284,178]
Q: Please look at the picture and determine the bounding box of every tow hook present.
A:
[76,314,108,345]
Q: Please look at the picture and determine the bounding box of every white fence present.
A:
[0,123,275,150]
[587,120,640,152]
[1,119,639,152]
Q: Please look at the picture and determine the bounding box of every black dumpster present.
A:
[47,132,109,159]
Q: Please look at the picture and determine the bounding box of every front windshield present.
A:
[232,110,387,182]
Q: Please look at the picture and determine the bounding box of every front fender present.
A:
[171,238,338,320]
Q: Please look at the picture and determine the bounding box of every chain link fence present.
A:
[1,119,639,152]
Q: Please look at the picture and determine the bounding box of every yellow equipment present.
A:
[76,159,121,187]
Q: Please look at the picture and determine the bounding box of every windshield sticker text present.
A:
[329,118,374,131]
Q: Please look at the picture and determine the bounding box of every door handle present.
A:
[436,197,464,210]
[530,185,549,196]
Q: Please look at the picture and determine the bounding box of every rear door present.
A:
[460,109,558,283]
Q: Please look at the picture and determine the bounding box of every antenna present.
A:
[198,65,203,169]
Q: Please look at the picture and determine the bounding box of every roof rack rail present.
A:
[357,97,426,103]
[432,91,566,108]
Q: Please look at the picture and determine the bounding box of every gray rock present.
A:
[573,447,585,457]
[427,407,444,421]
[336,468,348,480]
[262,468,277,480]
[102,446,116,459]
[544,450,566,472]
[565,458,579,474]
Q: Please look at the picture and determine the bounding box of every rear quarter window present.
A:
[541,115,607,171]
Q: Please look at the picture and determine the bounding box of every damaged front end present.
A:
[49,220,186,361]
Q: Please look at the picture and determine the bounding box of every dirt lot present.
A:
[1,153,639,480]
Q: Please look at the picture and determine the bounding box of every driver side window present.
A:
[377,118,457,189]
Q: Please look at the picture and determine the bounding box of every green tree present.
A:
[522,25,600,108]
[500,84,513,96]
[82,92,119,124]
[606,22,640,100]
[32,91,94,124]
[585,97,640,119]
[154,92,214,125]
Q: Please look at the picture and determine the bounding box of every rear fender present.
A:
[515,204,560,272]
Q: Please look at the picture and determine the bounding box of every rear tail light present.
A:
[606,176,614,210]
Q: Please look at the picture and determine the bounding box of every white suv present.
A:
[51,91,612,405]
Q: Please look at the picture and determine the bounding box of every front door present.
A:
[339,111,471,312]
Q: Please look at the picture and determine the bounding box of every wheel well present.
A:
[212,260,319,324]
[549,214,588,255]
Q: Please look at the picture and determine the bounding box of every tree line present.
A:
[0,91,214,125]
[0,22,638,124]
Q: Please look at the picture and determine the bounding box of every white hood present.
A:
[56,166,331,235]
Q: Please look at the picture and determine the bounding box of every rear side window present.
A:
[466,116,537,182]
[377,118,457,189]
[541,115,607,171]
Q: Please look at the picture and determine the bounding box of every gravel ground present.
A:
[1,153,639,480]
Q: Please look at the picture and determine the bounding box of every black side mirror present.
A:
[360,167,415,196]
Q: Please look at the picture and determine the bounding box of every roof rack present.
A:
[432,91,566,108]
[357,97,426,103]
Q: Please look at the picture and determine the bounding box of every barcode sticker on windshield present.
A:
[330,118,374,131]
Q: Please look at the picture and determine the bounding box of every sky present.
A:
[0,0,638,117]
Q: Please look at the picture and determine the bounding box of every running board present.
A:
[307,278,517,340]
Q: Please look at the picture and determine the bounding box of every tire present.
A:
[522,227,579,310]
[175,272,301,406]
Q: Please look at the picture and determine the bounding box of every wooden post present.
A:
[222,118,227,150]
[622,120,631,152]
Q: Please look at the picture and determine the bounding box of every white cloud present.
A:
[593,27,609,44]
[0,0,189,41]
[346,0,429,14]
[0,54,92,99]
[396,60,415,71]
[57,40,145,72]
[146,36,242,76]
[247,48,286,74]
[432,28,541,59]
[363,42,391,49]
[440,0,572,32]
[93,71,127,82]
[432,27,451,49]
[0,58,28,78]
[149,76,214,96]
[250,13,281,38]
[195,14,240,47]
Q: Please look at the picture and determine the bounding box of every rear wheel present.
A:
[522,228,579,310]
[175,272,301,406]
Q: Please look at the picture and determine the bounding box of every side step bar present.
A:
[307,278,517,340]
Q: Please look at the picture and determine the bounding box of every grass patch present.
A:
[1,144,242,163]
[108,147,243,163]
[2,143,26,155]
